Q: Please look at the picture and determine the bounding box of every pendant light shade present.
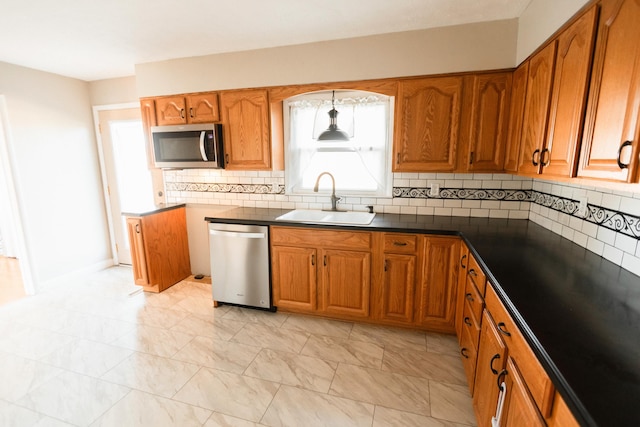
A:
[317,91,350,141]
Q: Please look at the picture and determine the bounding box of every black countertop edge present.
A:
[204,207,639,426]
[122,203,186,217]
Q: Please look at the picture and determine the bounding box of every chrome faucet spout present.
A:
[313,172,341,211]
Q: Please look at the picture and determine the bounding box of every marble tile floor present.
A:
[0,266,476,427]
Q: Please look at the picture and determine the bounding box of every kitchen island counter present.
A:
[206,207,640,426]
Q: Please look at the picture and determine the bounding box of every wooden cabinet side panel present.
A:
[155,96,187,126]
[518,42,557,175]
[544,6,598,177]
[394,77,462,172]
[416,236,460,332]
[272,245,317,312]
[504,63,530,171]
[220,89,271,170]
[126,217,149,286]
[140,98,157,169]
[468,73,512,172]
[187,92,220,123]
[321,249,371,318]
[578,0,640,182]
[140,207,190,290]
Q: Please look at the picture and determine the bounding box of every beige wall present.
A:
[0,61,111,288]
[135,19,518,97]
[89,76,138,106]
[516,0,590,64]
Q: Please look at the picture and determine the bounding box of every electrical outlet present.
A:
[577,197,588,216]
[429,183,440,197]
[271,183,279,193]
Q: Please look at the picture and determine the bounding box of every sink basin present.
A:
[275,209,376,225]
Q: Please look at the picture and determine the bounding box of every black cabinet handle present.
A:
[461,348,469,359]
[225,153,230,164]
[189,107,194,118]
[541,148,550,166]
[460,254,467,269]
[465,293,474,302]
[311,254,315,266]
[180,108,185,119]
[324,255,327,266]
[135,223,140,234]
[490,353,501,374]
[497,322,511,337]
[532,149,540,166]
[468,269,478,278]
[393,241,408,246]
[384,260,388,271]
[497,369,508,390]
[464,317,472,327]
[617,141,633,169]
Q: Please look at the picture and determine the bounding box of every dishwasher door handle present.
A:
[209,229,266,239]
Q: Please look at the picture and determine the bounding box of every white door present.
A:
[98,108,155,265]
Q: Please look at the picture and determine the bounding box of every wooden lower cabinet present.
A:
[321,249,371,317]
[124,206,190,292]
[501,357,546,427]
[378,253,417,323]
[271,245,317,311]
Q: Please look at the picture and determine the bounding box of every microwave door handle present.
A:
[199,131,209,161]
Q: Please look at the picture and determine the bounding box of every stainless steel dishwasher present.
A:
[208,222,273,310]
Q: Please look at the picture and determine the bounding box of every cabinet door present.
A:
[220,89,271,170]
[155,96,187,125]
[578,0,640,182]
[543,6,598,177]
[473,311,507,427]
[272,245,317,312]
[320,249,371,318]
[504,62,530,172]
[467,73,512,172]
[140,98,157,169]
[126,217,149,286]
[380,254,416,323]
[186,93,219,123]
[518,42,557,175]
[501,357,546,427]
[394,76,463,172]
[415,236,459,332]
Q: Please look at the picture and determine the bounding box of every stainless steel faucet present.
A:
[313,172,341,211]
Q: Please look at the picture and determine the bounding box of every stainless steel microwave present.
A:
[151,123,224,169]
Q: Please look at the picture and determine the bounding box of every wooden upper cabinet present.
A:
[156,93,219,126]
[504,62,529,172]
[578,0,640,182]
[518,42,557,175]
[140,98,157,168]
[186,93,220,123]
[220,89,272,170]
[394,76,463,172]
[415,236,460,333]
[465,72,513,172]
[543,5,598,177]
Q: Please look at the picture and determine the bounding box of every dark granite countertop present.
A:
[206,207,640,426]
[121,203,186,217]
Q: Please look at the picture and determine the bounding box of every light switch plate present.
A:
[429,183,440,197]
[577,197,588,216]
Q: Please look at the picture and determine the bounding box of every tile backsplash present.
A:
[165,169,640,276]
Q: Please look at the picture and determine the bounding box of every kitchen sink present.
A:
[275,209,376,225]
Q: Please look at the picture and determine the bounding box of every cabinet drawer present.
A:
[383,233,418,253]
[467,254,487,295]
[464,274,484,324]
[485,284,555,417]
[271,226,372,250]
[462,299,482,351]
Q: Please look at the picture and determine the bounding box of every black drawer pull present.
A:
[468,269,478,278]
[461,348,470,359]
[460,254,467,269]
[465,293,474,302]
[464,317,472,327]
[490,353,501,374]
[497,369,508,390]
[617,140,633,169]
[393,241,408,246]
[497,322,511,337]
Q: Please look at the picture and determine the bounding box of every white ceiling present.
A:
[0,0,531,82]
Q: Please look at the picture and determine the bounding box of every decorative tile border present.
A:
[167,181,639,240]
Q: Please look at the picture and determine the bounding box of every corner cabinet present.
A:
[393,76,463,172]
[124,206,191,293]
[578,0,640,182]
[219,89,272,170]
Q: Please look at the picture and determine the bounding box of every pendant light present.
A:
[317,91,350,141]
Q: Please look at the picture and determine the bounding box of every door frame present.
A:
[92,102,140,265]
[0,95,36,294]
